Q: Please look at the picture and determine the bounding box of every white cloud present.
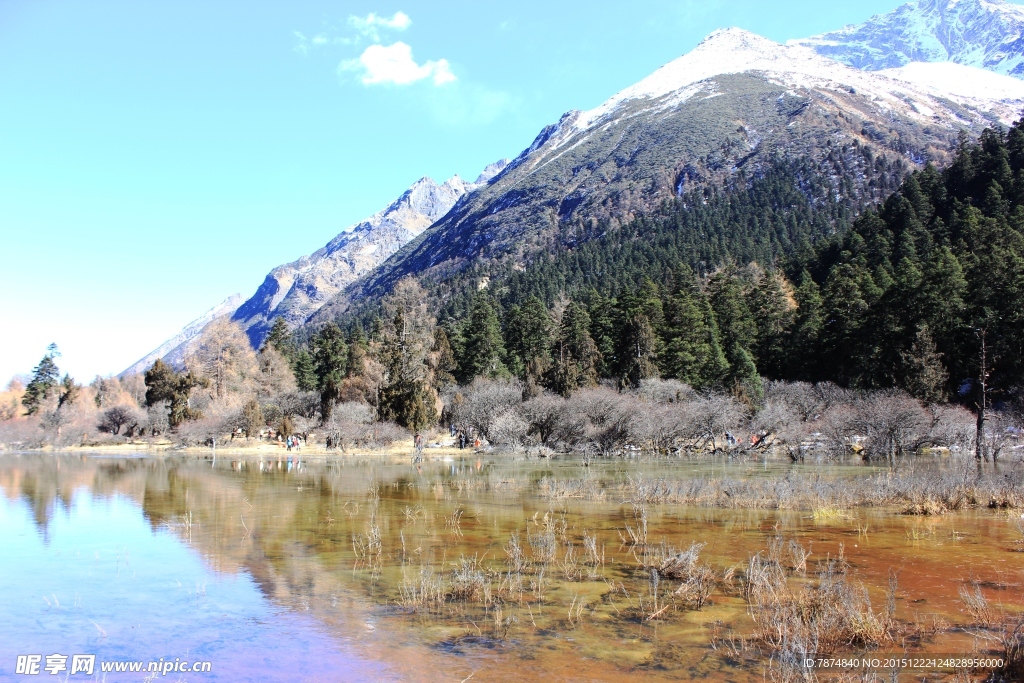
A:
[340,42,456,86]
[348,11,411,42]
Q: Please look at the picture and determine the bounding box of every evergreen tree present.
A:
[661,273,728,389]
[504,296,554,382]
[547,302,600,397]
[143,359,205,427]
[292,350,318,392]
[749,269,794,379]
[786,271,824,380]
[431,327,457,389]
[708,268,759,387]
[309,323,348,422]
[262,317,295,360]
[22,344,61,415]
[57,375,79,409]
[901,324,947,403]
[376,278,439,430]
[459,294,508,381]
[619,314,659,389]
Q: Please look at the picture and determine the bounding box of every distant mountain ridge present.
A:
[308,28,1024,326]
[121,3,1024,372]
[119,294,243,377]
[231,159,509,347]
[795,0,1024,77]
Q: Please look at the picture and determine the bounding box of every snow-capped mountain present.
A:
[794,0,1024,78]
[120,294,244,377]
[232,160,509,347]
[318,28,1024,318]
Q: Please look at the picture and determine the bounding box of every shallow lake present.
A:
[1,452,1020,681]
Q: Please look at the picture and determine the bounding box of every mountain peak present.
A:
[794,0,1024,78]
[230,158,509,347]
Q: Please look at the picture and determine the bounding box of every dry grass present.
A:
[744,540,895,658]
[540,462,1024,513]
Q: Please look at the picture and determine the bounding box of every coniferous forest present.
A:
[310,122,1024,419]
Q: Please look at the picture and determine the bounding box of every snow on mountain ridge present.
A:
[533,27,1024,161]
[794,0,1024,78]
[231,158,510,348]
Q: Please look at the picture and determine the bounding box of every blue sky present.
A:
[1,0,919,382]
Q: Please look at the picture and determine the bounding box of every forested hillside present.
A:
[304,121,1024,414]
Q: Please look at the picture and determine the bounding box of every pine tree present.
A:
[749,269,794,379]
[901,324,947,403]
[661,274,728,389]
[22,344,61,415]
[262,317,295,360]
[460,294,508,381]
[708,268,759,387]
[292,350,318,392]
[619,314,659,389]
[431,327,457,388]
[548,302,600,397]
[787,271,824,380]
[309,323,348,422]
[376,278,439,430]
[143,359,205,427]
[504,296,554,381]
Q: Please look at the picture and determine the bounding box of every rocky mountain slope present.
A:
[231,160,508,347]
[310,28,1024,325]
[794,0,1024,77]
[119,294,243,377]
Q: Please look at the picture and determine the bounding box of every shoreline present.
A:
[0,438,475,459]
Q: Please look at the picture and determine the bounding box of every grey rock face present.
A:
[795,0,1024,77]
[232,160,509,347]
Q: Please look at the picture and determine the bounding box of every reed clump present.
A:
[743,540,895,658]
[540,464,1023,513]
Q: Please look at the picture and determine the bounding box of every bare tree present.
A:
[850,390,930,463]
[99,405,143,435]
[446,378,523,443]
[185,319,259,400]
[521,393,586,448]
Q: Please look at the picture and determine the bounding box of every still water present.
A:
[0,452,1020,682]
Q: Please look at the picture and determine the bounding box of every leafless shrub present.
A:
[926,404,976,453]
[0,416,44,449]
[634,378,696,405]
[959,580,998,627]
[446,378,523,443]
[398,567,445,612]
[322,402,375,450]
[818,402,859,457]
[277,391,320,419]
[750,398,802,451]
[448,555,492,605]
[746,551,890,658]
[764,381,824,421]
[686,394,748,453]
[98,405,145,437]
[538,476,604,499]
[521,393,586,449]
[851,390,931,461]
[145,401,170,436]
[567,387,635,454]
[488,409,530,449]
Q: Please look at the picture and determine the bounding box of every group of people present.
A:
[285,434,300,451]
[448,423,480,450]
